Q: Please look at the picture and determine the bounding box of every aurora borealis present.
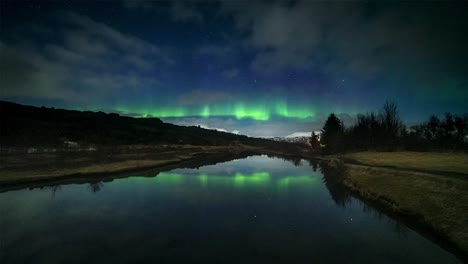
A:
[1,0,467,137]
[115,99,324,120]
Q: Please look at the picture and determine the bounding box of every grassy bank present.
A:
[334,151,468,257]
[343,151,468,176]
[0,145,247,186]
[0,144,307,189]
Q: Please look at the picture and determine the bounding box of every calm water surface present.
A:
[0,156,460,263]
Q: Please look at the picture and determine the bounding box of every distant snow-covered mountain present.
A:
[271,136,309,143]
[271,131,321,143]
[286,132,311,138]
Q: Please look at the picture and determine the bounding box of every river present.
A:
[0,155,460,263]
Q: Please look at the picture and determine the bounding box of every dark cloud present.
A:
[0,41,77,100]
[122,0,204,22]
[1,12,172,102]
[121,0,154,10]
[194,43,234,59]
[223,68,239,79]
[171,1,204,22]
[221,0,468,83]
[176,89,231,106]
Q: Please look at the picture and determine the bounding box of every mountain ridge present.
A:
[0,101,290,148]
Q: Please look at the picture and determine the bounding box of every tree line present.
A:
[313,101,468,154]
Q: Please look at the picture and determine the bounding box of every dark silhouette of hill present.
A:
[0,101,282,148]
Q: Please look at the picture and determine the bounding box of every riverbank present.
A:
[2,146,467,259]
[325,151,468,259]
[0,143,306,190]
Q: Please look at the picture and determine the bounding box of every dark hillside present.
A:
[0,101,281,148]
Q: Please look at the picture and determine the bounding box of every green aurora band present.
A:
[114,100,337,120]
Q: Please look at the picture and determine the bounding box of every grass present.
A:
[338,151,468,256]
[343,151,468,175]
[0,144,268,186]
[0,158,191,183]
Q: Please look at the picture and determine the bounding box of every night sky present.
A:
[1,0,467,137]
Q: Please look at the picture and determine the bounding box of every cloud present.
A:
[0,41,78,100]
[122,0,203,23]
[195,43,234,59]
[221,1,329,74]
[221,0,468,85]
[65,12,174,66]
[121,0,153,10]
[176,89,231,106]
[0,12,172,102]
[171,1,203,22]
[223,68,239,79]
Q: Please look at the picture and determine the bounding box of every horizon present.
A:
[1,100,435,139]
[1,0,467,137]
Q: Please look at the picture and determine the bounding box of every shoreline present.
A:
[0,144,307,191]
[344,176,468,263]
[318,152,468,261]
[1,148,467,261]
[0,151,254,193]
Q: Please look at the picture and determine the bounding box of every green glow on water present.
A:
[233,172,271,187]
[277,176,318,187]
[277,175,320,194]
[153,173,184,184]
[199,173,209,187]
[139,172,319,190]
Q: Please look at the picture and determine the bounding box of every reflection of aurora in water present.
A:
[0,156,460,264]
[135,172,319,190]
[123,155,323,192]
